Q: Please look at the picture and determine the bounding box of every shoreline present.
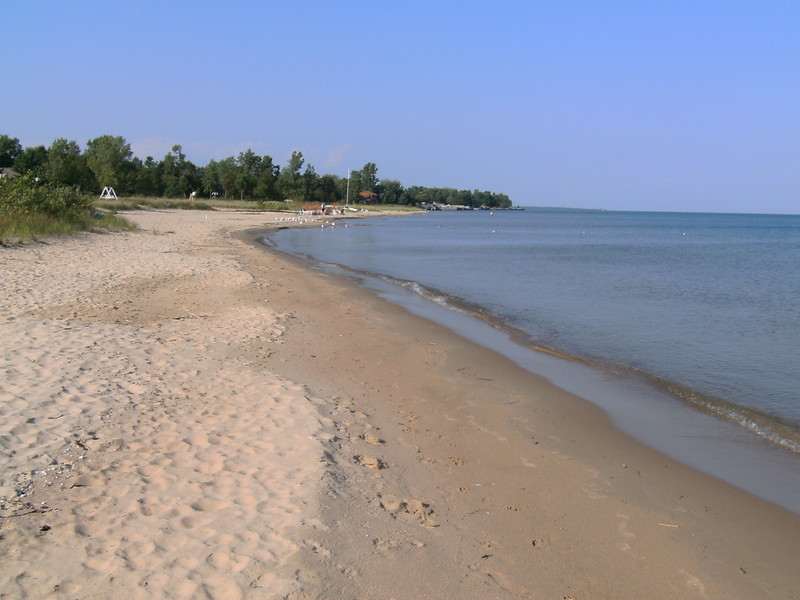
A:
[265,227,800,515]
[2,209,799,599]
[269,208,800,461]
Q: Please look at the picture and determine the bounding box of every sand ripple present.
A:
[0,211,323,599]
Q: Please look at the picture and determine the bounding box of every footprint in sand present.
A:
[359,433,384,445]
[372,537,425,554]
[190,498,228,512]
[378,495,437,527]
[354,455,385,470]
[468,561,529,596]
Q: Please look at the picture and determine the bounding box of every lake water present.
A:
[267,208,800,512]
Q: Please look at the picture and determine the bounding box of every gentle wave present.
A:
[362,267,800,455]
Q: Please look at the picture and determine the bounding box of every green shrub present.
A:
[1,174,92,221]
[0,175,135,244]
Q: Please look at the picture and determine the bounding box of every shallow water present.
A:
[267,208,800,511]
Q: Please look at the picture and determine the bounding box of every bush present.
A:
[0,174,92,221]
[0,175,134,244]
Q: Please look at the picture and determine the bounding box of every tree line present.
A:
[0,134,512,208]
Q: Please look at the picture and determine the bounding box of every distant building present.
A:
[0,167,21,180]
[417,202,472,211]
[358,191,378,203]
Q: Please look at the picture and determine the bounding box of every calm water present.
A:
[271,209,800,449]
[268,209,800,510]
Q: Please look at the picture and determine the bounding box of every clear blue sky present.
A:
[5,1,799,213]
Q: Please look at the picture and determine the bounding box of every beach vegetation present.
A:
[275,150,308,201]
[2,132,514,210]
[0,174,135,244]
[44,138,95,189]
[12,145,48,176]
[0,135,23,168]
[84,135,136,191]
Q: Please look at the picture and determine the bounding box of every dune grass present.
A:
[0,176,137,245]
[0,211,137,245]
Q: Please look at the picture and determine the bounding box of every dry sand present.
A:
[1,209,798,599]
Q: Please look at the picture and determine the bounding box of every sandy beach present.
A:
[2,209,798,600]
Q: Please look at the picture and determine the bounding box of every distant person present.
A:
[189,191,196,201]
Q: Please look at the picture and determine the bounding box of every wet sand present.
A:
[1,209,798,599]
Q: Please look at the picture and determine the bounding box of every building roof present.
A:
[0,167,21,179]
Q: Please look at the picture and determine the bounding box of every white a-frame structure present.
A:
[99,186,118,200]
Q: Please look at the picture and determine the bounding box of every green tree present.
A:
[255,155,279,200]
[134,156,163,196]
[45,138,93,188]
[217,157,238,198]
[358,162,379,192]
[302,163,319,202]
[314,174,341,203]
[346,170,363,205]
[235,149,262,199]
[0,135,22,168]
[277,151,306,200]
[471,189,511,208]
[287,150,304,174]
[202,159,221,198]
[84,135,135,192]
[406,185,428,205]
[376,178,406,205]
[13,145,48,176]
[161,144,199,198]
